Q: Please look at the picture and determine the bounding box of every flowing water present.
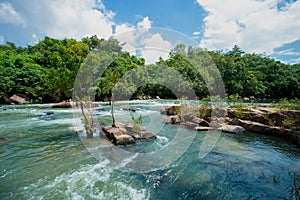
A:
[0,100,299,199]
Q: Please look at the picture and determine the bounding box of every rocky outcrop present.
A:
[102,124,156,145]
[161,104,300,146]
[229,118,291,136]
[9,94,29,104]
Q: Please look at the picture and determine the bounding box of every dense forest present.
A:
[0,36,299,104]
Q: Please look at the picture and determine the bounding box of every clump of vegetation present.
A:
[130,113,143,134]
[282,118,299,129]
[229,103,253,120]
[198,103,212,119]
[271,98,300,111]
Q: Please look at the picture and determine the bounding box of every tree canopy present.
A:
[0,36,299,104]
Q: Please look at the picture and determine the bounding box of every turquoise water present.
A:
[0,100,299,199]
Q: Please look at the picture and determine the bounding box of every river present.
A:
[0,100,299,199]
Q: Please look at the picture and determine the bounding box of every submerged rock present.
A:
[0,136,9,143]
[123,107,139,112]
[45,111,54,115]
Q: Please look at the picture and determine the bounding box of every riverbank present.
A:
[161,103,300,147]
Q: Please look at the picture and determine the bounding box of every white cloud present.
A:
[37,0,114,40]
[115,17,173,64]
[193,31,201,35]
[0,1,173,64]
[197,0,300,54]
[0,2,25,26]
[137,17,152,28]
[142,33,173,64]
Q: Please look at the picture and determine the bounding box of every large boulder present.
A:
[102,127,134,145]
[229,118,291,136]
[139,131,157,140]
[218,125,245,134]
[114,135,135,145]
[192,117,210,127]
[252,114,270,125]
[268,112,287,126]
[9,94,29,104]
[102,124,156,144]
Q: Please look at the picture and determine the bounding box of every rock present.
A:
[114,135,135,145]
[282,110,300,119]
[9,94,29,104]
[252,114,270,125]
[209,118,225,128]
[45,111,54,115]
[125,124,145,132]
[182,121,198,129]
[0,136,8,142]
[123,107,139,112]
[195,126,215,131]
[161,106,181,115]
[115,122,126,128]
[102,127,134,145]
[268,112,287,126]
[229,118,291,136]
[218,125,245,134]
[139,131,156,140]
[243,97,250,101]
[102,124,156,144]
[52,101,73,108]
[213,107,227,118]
[192,117,210,127]
[183,112,195,122]
[164,115,181,124]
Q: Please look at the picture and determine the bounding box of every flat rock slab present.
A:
[218,125,245,134]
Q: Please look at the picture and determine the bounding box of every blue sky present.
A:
[0,0,300,64]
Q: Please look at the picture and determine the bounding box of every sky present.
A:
[0,0,300,64]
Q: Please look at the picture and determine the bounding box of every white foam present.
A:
[22,159,149,200]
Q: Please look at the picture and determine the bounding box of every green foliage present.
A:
[270,98,300,111]
[198,103,212,119]
[0,38,299,104]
